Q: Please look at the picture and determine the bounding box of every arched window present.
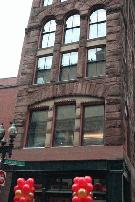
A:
[64,14,80,44]
[89,9,106,39]
[41,20,56,48]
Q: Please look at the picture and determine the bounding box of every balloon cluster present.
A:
[72,176,93,202]
[13,178,35,202]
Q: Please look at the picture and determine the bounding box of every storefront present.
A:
[7,160,126,202]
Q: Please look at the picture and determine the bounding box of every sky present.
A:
[0,0,33,78]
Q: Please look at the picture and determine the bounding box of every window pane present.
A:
[69,65,77,80]
[96,47,106,61]
[70,52,78,65]
[38,57,45,69]
[72,27,80,42]
[61,52,78,81]
[90,10,98,23]
[98,22,106,38]
[65,29,72,44]
[66,16,74,28]
[83,105,104,145]
[88,49,96,62]
[44,21,51,32]
[98,9,106,22]
[89,9,106,39]
[65,15,80,44]
[37,76,45,84]
[87,48,106,78]
[27,111,48,147]
[37,70,51,84]
[47,32,55,47]
[62,53,70,66]
[54,105,75,146]
[60,66,69,81]
[49,20,56,32]
[73,15,80,27]
[41,34,49,48]
[44,0,53,6]
[38,56,52,70]
[89,24,97,39]
[87,63,97,78]
[88,48,106,62]
[36,56,52,84]
[96,61,106,76]
[45,56,53,69]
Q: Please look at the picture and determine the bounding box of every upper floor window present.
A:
[36,55,53,84]
[53,105,75,146]
[43,0,53,6]
[41,20,56,48]
[60,51,78,81]
[87,47,106,78]
[82,105,104,145]
[89,9,106,39]
[64,14,80,44]
[27,110,48,147]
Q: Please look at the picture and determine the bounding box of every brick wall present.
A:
[0,78,17,137]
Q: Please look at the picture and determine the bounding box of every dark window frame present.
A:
[52,102,76,147]
[25,107,49,148]
[35,54,53,84]
[60,51,78,81]
[80,101,105,146]
[64,14,80,44]
[89,9,106,39]
[41,20,56,48]
[87,46,106,78]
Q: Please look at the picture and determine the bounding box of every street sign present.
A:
[4,159,25,166]
[0,170,6,186]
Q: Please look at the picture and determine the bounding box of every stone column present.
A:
[74,103,81,146]
[77,13,88,78]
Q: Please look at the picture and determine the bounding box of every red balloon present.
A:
[14,185,19,192]
[86,183,93,192]
[31,186,35,193]
[19,197,27,202]
[72,196,80,202]
[78,177,86,187]
[17,178,25,188]
[85,176,92,184]
[72,184,79,192]
[13,197,19,202]
[85,196,93,202]
[73,177,79,184]
[26,178,34,188]
[22,184,30,193]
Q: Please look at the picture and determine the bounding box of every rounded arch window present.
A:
[89,9,106,39]
[64,14,80,44]
[41,20,56,48]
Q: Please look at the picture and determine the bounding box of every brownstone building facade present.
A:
[3,0,135,201]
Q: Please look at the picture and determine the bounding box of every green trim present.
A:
[9,159,123,172]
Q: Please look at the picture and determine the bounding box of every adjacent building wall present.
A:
[0,77,17,138]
